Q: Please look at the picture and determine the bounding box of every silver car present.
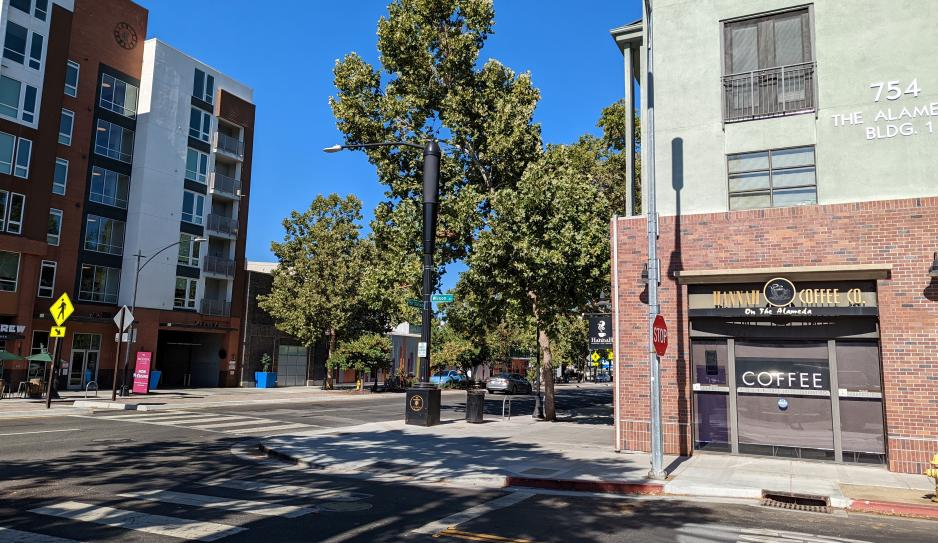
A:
[486,373,532,395]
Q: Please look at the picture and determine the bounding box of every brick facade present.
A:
[613,197,938,474]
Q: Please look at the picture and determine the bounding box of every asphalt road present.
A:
[0,385,934,543]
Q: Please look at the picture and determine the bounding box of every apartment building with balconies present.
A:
[610,1,937,474]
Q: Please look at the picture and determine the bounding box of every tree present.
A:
[259,194,387,389]
[463,144,611,420]
[328,333,393,391]
[330,0,543,307]
[549,315,588,380]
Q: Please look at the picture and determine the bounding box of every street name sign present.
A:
[50,293,74,326]
[431,294,454,303]
[407,299,422,308]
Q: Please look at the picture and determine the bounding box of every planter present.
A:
[255,371,277,388]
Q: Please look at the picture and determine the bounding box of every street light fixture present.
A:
[929,252,938,278]
[324,140,443,425]
[118,237,207,396]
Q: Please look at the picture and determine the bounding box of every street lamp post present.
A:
[119,237,206,396]
[324,140,442,424]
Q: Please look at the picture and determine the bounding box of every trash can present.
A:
[466,389,486,423]
[405,385,441,426]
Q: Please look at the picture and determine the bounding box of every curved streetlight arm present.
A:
[323,141,425,153]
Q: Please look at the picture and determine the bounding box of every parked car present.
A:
[595,373,612,383]
[430,370,467,387]
[486,373,533,395]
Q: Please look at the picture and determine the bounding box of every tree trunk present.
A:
[538,327,556,421]
[325,331,336,390]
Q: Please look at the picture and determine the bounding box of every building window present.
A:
[728,146,816,210]
[31,330,49,355]
[185,148,208,183]
[5,193,24,234]
[47,208,61,245]
[193,68,215,104]
[181,190,205,225]
[37,260,55,298]
[3,22,28,65]
[174,277,198,309]
[28,32,42,70]
[34,0,48,21]
[722,8,814,122]
[178,233,201,267]
[94,119,134,163]
[99,73,138,118]
[14,138,31,178]
[189,107,211,142]
[22,84,36,122]
[65,60,79,97]
[0,132,12,174]
[58,109,74,145]
[53,158,67,195]
[0,76,21,119]
[78,264,120,303]
[0,251,20,292]
[84,215,125,255]
[89,166,129,209]
[10,0,30,15]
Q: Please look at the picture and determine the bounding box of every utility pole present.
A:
[644,0,665,480]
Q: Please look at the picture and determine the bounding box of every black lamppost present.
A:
[324,140,442,424]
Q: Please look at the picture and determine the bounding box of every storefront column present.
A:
[828,339,844,463]
[726,338,740,454]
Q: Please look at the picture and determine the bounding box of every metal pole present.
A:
[110,310,126,401]
[644,0,666,481]
[44,336,61,409]
[119,252,143,396]
[419,141,441,385]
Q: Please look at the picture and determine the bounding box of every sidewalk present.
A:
[260,417,938,519]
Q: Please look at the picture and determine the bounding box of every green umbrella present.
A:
[26,352,51,363]
[0,350,22,362]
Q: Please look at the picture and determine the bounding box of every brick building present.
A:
[0,0,253,393]
[610,1,937,474]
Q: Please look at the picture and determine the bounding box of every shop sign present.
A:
[132,352,152,394]
[0,323,26,340]
[735,358,830,391]
[690,278,877,318]
[588,315,614,350]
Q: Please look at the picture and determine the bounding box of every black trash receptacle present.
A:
[466,389,486,423]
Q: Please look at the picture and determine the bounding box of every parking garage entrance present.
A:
[156,330,226,388]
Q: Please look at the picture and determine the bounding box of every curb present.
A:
[506,476,664,495]
[847,499,938,521]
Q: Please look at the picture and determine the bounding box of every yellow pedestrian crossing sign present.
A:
[590,352,600,362]
[607,350,614,360]
[50,326,66,338]
[51,293,74,326]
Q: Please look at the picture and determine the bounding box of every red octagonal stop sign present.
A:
[652,314,668,357]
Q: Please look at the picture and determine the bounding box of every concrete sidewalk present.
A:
[261,417,938,519]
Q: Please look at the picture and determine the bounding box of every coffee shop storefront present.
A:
[687,277,886,465]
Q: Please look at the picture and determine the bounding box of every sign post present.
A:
[110,305,134,401]
[45,293,74,409]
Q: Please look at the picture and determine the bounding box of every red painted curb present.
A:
[506,476,664,495]
[848,499,938,520]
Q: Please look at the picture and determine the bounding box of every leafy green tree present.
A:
[328,333,393,390]
[259,194,387,389]
[549,315,588,379]
[330,0,543,306]
[464,144,611,420]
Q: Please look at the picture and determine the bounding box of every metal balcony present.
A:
[214,132,244,159]
[203,255,235,277]
[200,298,231,317]
[722,62,816,123]
[210,172,241,200]
[206,213,239,237]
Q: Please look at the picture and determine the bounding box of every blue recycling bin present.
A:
[149,370,161,390]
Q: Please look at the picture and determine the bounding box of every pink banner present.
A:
[132,351,152,394]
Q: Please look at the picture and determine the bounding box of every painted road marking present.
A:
[97,412,229,422]
[29,501,244,542]
[676,525,873,543]
[134,416,246,426]
[0,428,80,437]
[226,423,310,434]
[118,489,315,518]
[0,526,81,543]
[411,492,534,536]
[200,478,372,502]
[435,528,534,543]
[188,419,290,430]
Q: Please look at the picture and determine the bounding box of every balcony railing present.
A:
[722,62,816,123]
[215,132,244,158]
[210,172,241,198]
[207,213,239,236]
[203,255,235,277]
[201,298,231,317]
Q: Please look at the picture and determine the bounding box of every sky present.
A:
[140,0,641,292]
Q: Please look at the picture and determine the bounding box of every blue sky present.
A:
[140,0,640,291]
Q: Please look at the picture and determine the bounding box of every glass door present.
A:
[68,350,85,390]
[68,334,101,391]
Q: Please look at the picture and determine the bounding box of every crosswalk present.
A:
[3,477,373,542]
[77,409,323,436]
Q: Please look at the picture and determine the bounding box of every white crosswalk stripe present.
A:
[0,526,81,543]
[29,501,245,542]
[81,410,320,436]
[200,478,372,502]
[118,489,315,518]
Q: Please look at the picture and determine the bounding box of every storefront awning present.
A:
[675,264,891,285]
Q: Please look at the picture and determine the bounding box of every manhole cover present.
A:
[321,501,372,512]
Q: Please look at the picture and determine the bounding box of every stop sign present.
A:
[652,315,668,357]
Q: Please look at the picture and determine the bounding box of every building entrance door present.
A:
[68,333,101,391]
